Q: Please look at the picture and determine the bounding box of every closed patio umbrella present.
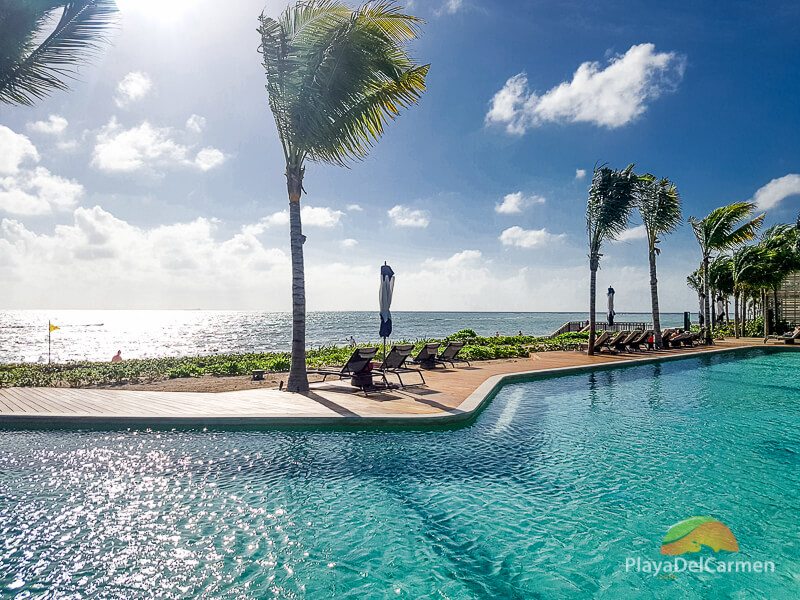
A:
[379,263,395,357]
[607,286,616,327]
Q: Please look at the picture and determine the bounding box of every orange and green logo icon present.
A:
[660,516,739,555]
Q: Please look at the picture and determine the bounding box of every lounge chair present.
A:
[620,330,644,351]
[764,327,800,345]
[307,347,378,388]
[586,331,614,354]
[410,342,441,369]
[627,330,654,351]
[608,330,631,352]
[669,330,694,347]
[661,329,678,348]
[375,344,426,388]
[435,341,470,368]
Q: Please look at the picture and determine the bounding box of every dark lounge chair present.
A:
[627,330,654,351]
[608,330,631,352]
[307,347,378,389]
[620,330,644,351]
[375,344,425,388]
[411,343,441,369]
[764,327,800,345]
[585,331,614,354]
[435,341,470,368]
[669,330,694,347]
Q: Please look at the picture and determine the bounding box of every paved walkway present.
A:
[0,339,775,427]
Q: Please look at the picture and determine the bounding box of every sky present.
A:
[1,0,799,312]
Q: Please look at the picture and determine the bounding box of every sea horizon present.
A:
[0,309,687,364]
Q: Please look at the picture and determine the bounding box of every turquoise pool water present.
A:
[1,349,798,598]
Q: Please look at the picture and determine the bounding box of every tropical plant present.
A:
[258,0,429,391]
[757,224,800,334]
[730,245,767,337]
[636,175,681,348]
[688,202,764,344]
[0,0,119,106]
[586,164,638,355]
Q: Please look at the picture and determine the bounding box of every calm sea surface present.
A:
[0,310,685,364]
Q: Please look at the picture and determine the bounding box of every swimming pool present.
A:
[1,348,798,598]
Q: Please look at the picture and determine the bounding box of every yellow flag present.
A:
[49,323,60,332]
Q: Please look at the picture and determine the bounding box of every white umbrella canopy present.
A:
[379,263,395,339]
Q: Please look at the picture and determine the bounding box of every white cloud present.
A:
[575,169,587,180]
[499,226,565,248]
[0,167,84,216]
[249,205,344,231]
[0,126,82,215]
[340,238,359,248]
[495,191,545,214]
[92,118,225,173]
[27,115,68,135]
[486,43,685,133]
[0,206,289,308]
[388,205,430,228]
[612,224,647,243]
[115,71,153,107]
[752,174,800,211]
[185,114,206,133]
[437,0,463,14]
[0,126,39,174]
[346,204,363,212]
[194,147,226,171]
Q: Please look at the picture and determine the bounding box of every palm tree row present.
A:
[692,211,800,339]
[585,165,682,354]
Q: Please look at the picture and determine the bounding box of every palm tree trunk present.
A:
[741,296,747,337]
[773,288,779,331]
[286,164,309,393]
[762,289,768,338]
[703,255,713,344]
[588,255,598,355]
[710,287,717,326]
[648,248,663,348]
[733,292,739,338]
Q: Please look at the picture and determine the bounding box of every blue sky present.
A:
[1,0,799,311]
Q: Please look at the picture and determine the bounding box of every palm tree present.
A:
[758,224,800,334]
[636,175,681,348]
[586,164,637,355]
[258,0,429,391]
[730,245,769,338]
[0,0,119,106]
[688,202,764,344]
[708,255,734,325]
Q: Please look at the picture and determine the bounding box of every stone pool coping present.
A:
[0,340,792,428]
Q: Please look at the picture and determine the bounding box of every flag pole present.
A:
[48,320,51,364]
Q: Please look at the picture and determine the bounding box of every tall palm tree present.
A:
[636,175,681,348]
[586,164,637,355]
[688,202,764,344]
[258,0,429,391]
[0,0,118,106]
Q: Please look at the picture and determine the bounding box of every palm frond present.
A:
[258,0,427,168]
[587,164,637,252]
[637,176,681,248]
[0,0,119,106]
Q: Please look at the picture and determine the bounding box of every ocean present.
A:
[0,310,686,364]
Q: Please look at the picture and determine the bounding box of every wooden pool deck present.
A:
[0,339,777,427]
